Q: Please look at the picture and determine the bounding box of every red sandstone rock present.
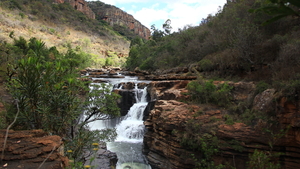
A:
[147,80,190,101]
[90,4,150,39]
[0,130,68,169]
[144,81,300,169]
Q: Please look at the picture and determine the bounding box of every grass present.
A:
[0,1,130,68]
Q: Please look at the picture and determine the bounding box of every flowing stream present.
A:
[89,76,152,169]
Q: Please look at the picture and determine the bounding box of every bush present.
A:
[178,118,223,169]
[187,80,216,104]
[198,59,214,71]
[256,81,270,94]
[247,150,281,169]
[8,0,22,10]
[5,37,120,166]
[105,57,113,66]
[187,79,232,107]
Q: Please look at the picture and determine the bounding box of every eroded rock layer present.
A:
[89,3,151,39]
[143,80,300,169]
[0,129,68,169]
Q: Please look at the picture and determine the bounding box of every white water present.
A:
[115,87,148,143]
[89,76,151,169]
[108,86,151,169]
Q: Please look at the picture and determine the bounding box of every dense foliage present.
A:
[124,1,300,168]
[126,0,300,82]
[0,36,121,163]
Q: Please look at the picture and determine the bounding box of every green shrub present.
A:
[179,119,222,168]
[187,80,232,107]
[256,81,270,94]
[49,28,56,34]
[5,37,120,166]
[9,0,22,10]
[19,12,25,19]
[187,80,216,103]
[213,82,233,107]
[105,57,113,66]
[198,59,214,71]
[247,150,281,169]
[224,114,234,125]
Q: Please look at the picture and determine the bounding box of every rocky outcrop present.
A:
[85,143,118,169]
[143,81,300,169]
[147,80,190,101]
[88,2,151,39]
[0,129,68,169]
[53,0,95,19]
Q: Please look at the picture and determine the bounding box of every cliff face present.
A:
[53,0,95,19]
[143,80,300,169]
[53,0,150,39]
[88,2,151,40]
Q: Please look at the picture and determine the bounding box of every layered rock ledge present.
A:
[143,80,300,169]
[0,129,68,169]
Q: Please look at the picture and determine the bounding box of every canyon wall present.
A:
[88,2,151,40]
[53,0,95,19]
[53,0,150,39]
[143,80,300,169]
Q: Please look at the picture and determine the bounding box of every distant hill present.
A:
[0,0,132,67]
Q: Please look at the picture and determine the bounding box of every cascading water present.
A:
[108,85,151,169]
[115,87,148,142]
[89,76,152,169]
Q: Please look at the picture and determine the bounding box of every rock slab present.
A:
[0,129,68,169]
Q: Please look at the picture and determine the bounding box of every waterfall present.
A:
[115,87,148,142]
[88,75,151,169]
[108,82,151,169]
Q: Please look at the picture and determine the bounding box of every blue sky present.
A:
[87,0,227,32]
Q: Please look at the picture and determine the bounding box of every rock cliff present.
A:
[88,2,151,39]
[143,80,300,169]
[53,0,95,19]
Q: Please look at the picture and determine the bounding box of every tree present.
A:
[163,19,172,35]
[150,19,173,41]
[151,24,165,41]
[250,0,300,24]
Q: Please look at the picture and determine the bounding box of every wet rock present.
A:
[87,149,118,169]
[114,89,137,116]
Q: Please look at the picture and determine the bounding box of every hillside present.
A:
[126,0,300,83]
[0,0,131,67]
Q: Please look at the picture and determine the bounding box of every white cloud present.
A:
[133,7,169,28]
[86,0,227,31]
